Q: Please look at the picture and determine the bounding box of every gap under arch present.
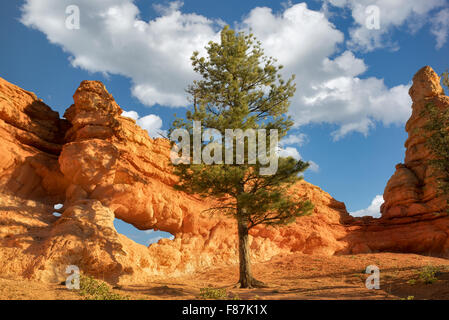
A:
[113,218,174,246]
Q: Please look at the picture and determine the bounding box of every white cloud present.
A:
[278,146,319,173]
[122,110,166,138]
[121,110,139,120]
[323,0,447,52]
[147,234,175,245]
[153,0,183,15]
[431,8,449,49]
[21,0,220,107]
[322,51,367,77]
[350,194,383,218]
[303,77,412,140]
[241,4,412,139]
[281,133,308,146]
[307,160,320,173]
[21,1,414,139]
[279,147,301,160]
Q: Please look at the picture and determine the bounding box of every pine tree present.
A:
[423,101,449,211]
[169,26,313,288]
[442,70,449,91]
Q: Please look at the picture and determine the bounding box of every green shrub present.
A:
[442,70,449,90]
[417,266,440,284]
[78,274,129,300]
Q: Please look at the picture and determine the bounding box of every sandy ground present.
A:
[1,252,449,300]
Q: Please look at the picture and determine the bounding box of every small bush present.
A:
[442,70,449,90]
[79,274,129,300]
[198,287,228,300]
[407,279,416,285]
[417,266,440,284]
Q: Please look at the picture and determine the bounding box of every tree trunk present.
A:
[237,216,252,288]
[237,216,266,288]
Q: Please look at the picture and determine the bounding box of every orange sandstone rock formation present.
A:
[0,77,69,200]
[343,66,449,256]
[382,66,448,218]
[0,66,448,285]
[0,77,353,284]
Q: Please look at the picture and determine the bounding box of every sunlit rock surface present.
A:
[0,68,448,285]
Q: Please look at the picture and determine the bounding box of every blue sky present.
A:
[1,0,448,245]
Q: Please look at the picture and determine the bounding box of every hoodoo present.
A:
[343,66,449,257]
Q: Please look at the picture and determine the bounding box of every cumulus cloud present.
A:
[122,110,166,138]
[281,133,308,147]
[279,147,301,160]
[240,4,412,139]
[303,77,412,140]
[350,194,383,218]
[21,1,413,139]
[431,8,449,49]
[21,0,220,107]
[278,146,319,173]
[323,0,447,52]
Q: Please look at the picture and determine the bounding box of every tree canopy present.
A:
[169,26,313,288]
